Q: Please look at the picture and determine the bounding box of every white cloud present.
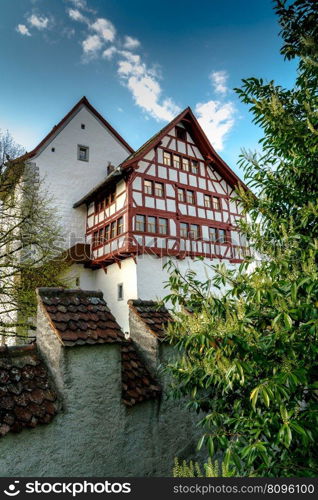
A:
[117,51,180,121]
[68,8,87,23]
[210,70,228,95]
[195,100,235,151]
[28,14,49,30]
[82,34,103,54]
[91,18,116,42]
[103,46,117,60]
[123,35,140,50]
[16,24,31,36]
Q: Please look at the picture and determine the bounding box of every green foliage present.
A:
[164,0,318,477]
[172,458,236,477]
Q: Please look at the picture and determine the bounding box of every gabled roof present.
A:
[37,288,161,406]
[128,300,173,340]
[121,106,249,191]
[73,105,249,208]
[14,96,133,164]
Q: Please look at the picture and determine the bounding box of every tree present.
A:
[164,0,318,477]
[0,131,69,342]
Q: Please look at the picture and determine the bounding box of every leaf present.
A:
[250,387,260,410]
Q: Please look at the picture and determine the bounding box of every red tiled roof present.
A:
[37,288,125,346]
[121,340,160,407]
[13,96,133,165]
[0,344,58,437]
[128,300,173,340]
[37,288,160,406]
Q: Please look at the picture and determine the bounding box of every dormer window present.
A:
[78,145,89,161]
[176,126,186,141]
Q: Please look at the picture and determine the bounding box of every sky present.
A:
[1,0,297,179]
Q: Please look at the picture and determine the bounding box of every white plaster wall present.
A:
[136,255,236,302]
[30,105,130,247]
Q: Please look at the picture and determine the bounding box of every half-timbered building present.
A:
[17,98,249,332]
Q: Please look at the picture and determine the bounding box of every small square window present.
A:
[51,147,55,152]
[117,283,124,301]
[78,145,89,161]
[81,123,85,129]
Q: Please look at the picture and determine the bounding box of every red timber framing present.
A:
[79,107,250,268]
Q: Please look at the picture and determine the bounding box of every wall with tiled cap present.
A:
[0,288,203,477]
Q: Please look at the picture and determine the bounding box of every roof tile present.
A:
[128,299,173,339]
[0,344,58,438]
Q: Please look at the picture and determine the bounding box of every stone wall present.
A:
[0,298,203,477]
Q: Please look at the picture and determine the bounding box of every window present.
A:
[78,145,89,161]
[51,147,55,152]
[218,229,226,243]
[154,182,164,197]
[182,158,190,172]
[135,215,145,232]
[159,218,168,235]
[176,126,186,141]
[213,196,220,210]
[111,193,115,203]
[189,224,199,240]
[178,188,185,202]
[180,223,188,238]
[204,195,212,208]
[191,160,198,174]
[147,216,156,233]
[117,283,124,301]
[105,224,110,241]
[98,228,104,245]
[144,179,153,195]
[117,217,124,235]
[81,123,85,130]
[93,231,98,247]
[173,154,181,169]
[163,151,171,166]
[209,227,226,243]
[111,221,116,239]
[187,190,195,205]
[75,277,80,287]
[209,227,217,242]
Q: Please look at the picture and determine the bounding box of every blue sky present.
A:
[1,0,297,179]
